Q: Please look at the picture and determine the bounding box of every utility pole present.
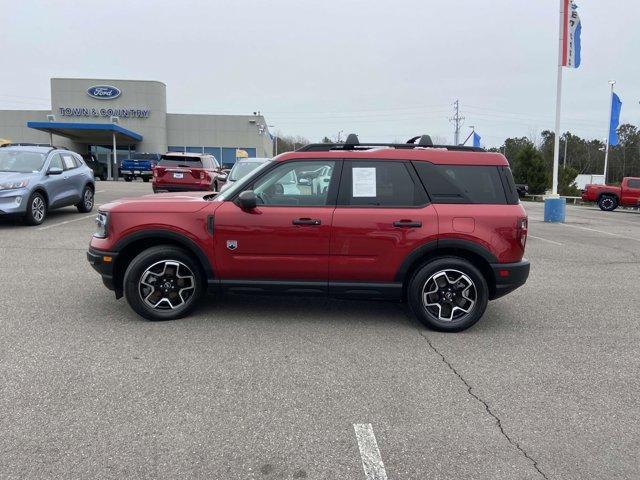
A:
[449,100,465,145]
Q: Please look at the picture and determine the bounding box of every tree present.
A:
[273,134,310,154]
[513,144,550,195]
[558,166,580,196]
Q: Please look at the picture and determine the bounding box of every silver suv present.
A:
[0,145,95,225]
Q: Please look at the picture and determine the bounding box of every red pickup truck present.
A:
[582,177,640,211]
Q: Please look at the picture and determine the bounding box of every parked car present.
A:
[515,183,529,198]
[0,145,95,225]
[120,153,161,182]
[88,134,529,331]
[220,157,271,191]
[82,154,108,181]
[581,177,640,211]
[152,152,227,193]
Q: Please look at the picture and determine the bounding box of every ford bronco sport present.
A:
[88,135,529,332]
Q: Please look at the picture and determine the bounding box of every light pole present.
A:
[268,124,277,156]
[111,116,119,181]
[603,80,616,183]
[46,114,55,146]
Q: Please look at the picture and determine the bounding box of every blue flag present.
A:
[609,93,622,146]
[472,132,481,148]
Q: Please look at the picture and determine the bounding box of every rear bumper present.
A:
[87,248,118,291]
[121,170,152,176]
[490,259,530,300]
[152,184,212,192]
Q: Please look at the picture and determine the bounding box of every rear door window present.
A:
[62,154,77,170]
[338,160,428,207]
[413,162,508,204]
[159,155,203,168]
[628,179,640,189]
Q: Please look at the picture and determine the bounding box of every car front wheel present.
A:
[24,191,47,226]
[123,246,204,321]
[408,257,488,332]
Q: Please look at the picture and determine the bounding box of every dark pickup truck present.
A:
[120,153,161,182]
[581,177,640,211]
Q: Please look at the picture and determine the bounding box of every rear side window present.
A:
[62,154,77,170]
[159,155,203,168]
[339,161,428,207]
[628,179,640,189]
[413,162,508,204]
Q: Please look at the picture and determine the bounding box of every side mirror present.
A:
[48,167,63,175]
[237,190,257,210]
[218,172,228,181]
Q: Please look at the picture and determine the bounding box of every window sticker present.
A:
[352,167,376,197]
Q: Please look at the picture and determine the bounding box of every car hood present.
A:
[0,171,40,183]
[100,191,220,213]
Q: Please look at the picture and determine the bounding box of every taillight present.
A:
[153,169,158,178]
[517,217,528,249]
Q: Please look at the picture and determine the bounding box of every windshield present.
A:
[214,160,272,201]
[0,150,46,173]
[158,156,203,168]
[229,161,265,181]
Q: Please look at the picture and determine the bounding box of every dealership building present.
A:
[0,77,274,173]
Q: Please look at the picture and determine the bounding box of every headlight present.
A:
[94,211,109,238]
[0,179,29,190]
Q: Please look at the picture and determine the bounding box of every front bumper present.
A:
[87,248,118,291]
[490,259,530,300]
[0,188,29,215]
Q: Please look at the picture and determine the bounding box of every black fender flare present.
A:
[113,229,214,280]
[394,238,498,283]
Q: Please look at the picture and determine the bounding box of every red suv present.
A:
[88,135,529,331]
[152,152,227,193]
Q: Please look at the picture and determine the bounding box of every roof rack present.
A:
[296,134,485,153]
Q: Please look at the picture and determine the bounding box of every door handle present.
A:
[393,220,422,228]
[292,218,321,226]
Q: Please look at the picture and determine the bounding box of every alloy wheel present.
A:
[422,269,477,322]
[32,196,45,223]
[138,260,196,310]
[84,189,94,210]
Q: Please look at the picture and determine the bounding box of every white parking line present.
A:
[528,235,563,246]
[353,424,388,480]
[36,210,100,231]
[95,190,105,193]
[559,223,640,242]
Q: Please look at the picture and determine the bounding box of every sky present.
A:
[1,0,638,147]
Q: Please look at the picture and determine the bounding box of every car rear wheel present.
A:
[125,176,133,182]
[123,246,204,321]
[143,177,150,183]
[76,185,94,213]
[24,191,47,226]
[598,195,618,211]
[408,257,488,332]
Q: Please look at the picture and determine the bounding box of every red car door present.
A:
[329,160,438,293]
[213,159,340,286]
[621,178,640,206]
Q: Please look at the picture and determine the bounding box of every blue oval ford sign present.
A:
[87,85,121,100]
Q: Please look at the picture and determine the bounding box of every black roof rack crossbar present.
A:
[0,143,59,150]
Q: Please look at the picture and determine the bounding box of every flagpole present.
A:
[551,0,566,196]
[603,80,616,183]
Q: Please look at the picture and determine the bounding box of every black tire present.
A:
[23,191,47,226]
[408,257,488,332]
[123,246,204,321]
[100,174,107,181]
[125,176,133,182]
[142,177,150,183]
[598,195,618,211]
[213,182,219,192]
[76,185,94,213]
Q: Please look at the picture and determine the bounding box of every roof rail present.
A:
[0,143,59,149]
[297,134,484,152]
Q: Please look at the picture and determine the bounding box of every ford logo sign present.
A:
[87,85,121,100]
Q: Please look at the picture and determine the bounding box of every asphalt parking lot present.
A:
[1,182,639,479]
